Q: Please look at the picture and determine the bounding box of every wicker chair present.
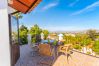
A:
[37,44,54,66]
[57,44,72,56]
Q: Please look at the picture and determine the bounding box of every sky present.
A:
[20,0,99,32]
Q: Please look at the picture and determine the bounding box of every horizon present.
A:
[19,0,99,31]
[19,24,99,32]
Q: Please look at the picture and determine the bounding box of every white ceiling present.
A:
[8,6,17,14]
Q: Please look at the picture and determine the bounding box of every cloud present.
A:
[42,2,58,11]
[71,1,99,16]
[69,0,79,7]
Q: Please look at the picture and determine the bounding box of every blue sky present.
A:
[20,0,99,31]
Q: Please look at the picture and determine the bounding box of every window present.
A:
[10,16,19,44]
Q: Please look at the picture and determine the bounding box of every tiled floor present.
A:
[15,45,42,66]
[15,45,99,66]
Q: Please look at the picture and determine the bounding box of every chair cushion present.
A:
[38,44,52,56]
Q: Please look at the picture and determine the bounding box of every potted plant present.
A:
[53,40,58,46]
[48,39,50,44]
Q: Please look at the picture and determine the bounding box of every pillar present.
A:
[0,0,11,66]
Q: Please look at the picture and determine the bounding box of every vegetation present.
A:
[80,38,92,46]
[12,32,18,44]
[53,40,58,46]
[63,30,99,55]
[13,12,22,19]
[92,41,99,54]
[63,35,73,44]
[30,24,42,43]
[87,30,97,41]
[19,25,28,45]
[73,44,82,50]
[42,30,49,40]
[86,52,91,55]
[18,23,99,55]
[19,24,50,45]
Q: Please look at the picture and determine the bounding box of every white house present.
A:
[58,33,64,41]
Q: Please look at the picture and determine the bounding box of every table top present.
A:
[41,40,55,43]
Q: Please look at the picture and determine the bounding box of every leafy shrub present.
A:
[48,39,50,44]
[73,44,82,50]
[42,30,49,40]
[19,25,28,45]
[80,38,92,46]
[53,40,58,46]
[92,41,99,54]
[30,24,42,43]
[86,52,91,55]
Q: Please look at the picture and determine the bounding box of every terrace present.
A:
[0,0,99,66]
[15,44,99,66]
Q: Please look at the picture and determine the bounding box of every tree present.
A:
[87,30,97,41]
[13,12,22,19]
[13,12,23,44]
[80,38,92,46]
[92,41,99,54]
[79,34,92,46]
[63,35,75,44]
[30,24,42,43]
[42,30,49,40]
[73,44,82,50]
[19,25,28,45]
[20,25,28,32]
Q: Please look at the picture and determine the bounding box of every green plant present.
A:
[86,52,91,55]
[12,32,18,44]
[53,40,57,46]
[19,25,28,45]
[87,30,97,41]
[48,39,50,44]
[73,44,82,50]
[92,41,99,55]
[32,38,36,43]
[14,12,22,19]
[80,38,92,46]
[42,30,49,40]
[30,24,42,43]
[63,35,74,44]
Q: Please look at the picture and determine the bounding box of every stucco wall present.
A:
[0,0,11,66]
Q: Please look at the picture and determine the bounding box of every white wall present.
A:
[27,34,31,45]
[0,0,11,66]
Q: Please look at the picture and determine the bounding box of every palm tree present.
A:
[13,12,23,19]
[13,12,23,43]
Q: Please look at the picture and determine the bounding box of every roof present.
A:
[8,0,42,14]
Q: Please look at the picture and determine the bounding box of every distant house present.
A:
[65,33,75,37]
[47,33,58,40]
[58,33,64,41]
